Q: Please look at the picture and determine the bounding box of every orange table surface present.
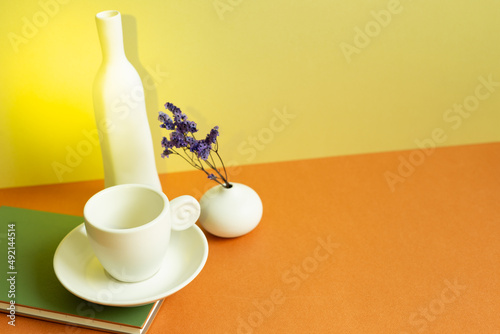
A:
[1,142,499,334]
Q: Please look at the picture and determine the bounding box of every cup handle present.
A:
[169,195,201,231]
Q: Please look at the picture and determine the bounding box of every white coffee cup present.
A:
[83,184,200,282]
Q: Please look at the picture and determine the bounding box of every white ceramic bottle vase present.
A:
[93,10,162,191]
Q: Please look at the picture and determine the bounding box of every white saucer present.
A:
[53,223,208,307]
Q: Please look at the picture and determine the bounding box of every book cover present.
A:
[0,206,162,334]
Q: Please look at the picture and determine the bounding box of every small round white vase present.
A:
[199,183,263,238]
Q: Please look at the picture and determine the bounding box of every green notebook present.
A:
[0,206,162,334]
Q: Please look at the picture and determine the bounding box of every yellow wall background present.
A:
[1,0,499,188]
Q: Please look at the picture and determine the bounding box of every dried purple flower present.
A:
[161,148,174,158]
[160,136,172,148]
[158,102,231,188]
[196,140,211,160]
[158,112,175,130]
[169,131,187,148]
[205,126,219,144]
[186,136,197,149]
[187,121,198,133]
[165,102,181,114]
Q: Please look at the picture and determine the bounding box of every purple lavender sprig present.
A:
[158,102,231,188]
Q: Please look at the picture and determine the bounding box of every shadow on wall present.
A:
[121,14,165,174]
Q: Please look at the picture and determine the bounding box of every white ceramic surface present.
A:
[93,10,161,190]
[84,184,200,282]
[53,223,208,307]
[199,183,263,238]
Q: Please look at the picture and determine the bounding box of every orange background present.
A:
[1,142,499,333]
